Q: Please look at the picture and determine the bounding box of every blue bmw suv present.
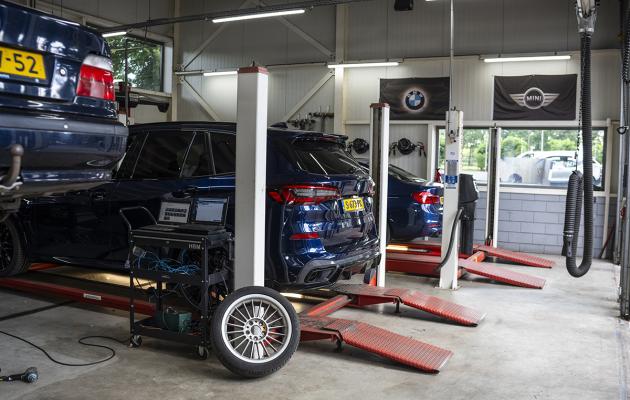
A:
[0,122,379,289]
[0,1,127,213]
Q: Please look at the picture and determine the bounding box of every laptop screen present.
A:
[193,198,228,225]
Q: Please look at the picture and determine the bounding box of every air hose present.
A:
[434,207,464,272]
[562,32,594,278]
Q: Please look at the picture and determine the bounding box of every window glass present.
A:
[500,128,606,190]
[106,35,163,92]
[389,164,427,183]
[287,140,363,175]
[437,128,489,182]
[211,133,236,174]
[182,132,212,177]
[115,132,146,180]
[132,132,193,179]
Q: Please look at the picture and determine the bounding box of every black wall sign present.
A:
[493,74,577,121]
[379,77,450,120]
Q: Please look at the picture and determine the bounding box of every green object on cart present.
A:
[155,308,192,333]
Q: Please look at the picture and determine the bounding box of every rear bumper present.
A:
[279,242,380,291]
[0,112,127,197]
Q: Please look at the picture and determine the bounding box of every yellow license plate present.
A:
[440,196,444,205]
[0,46,46,80]
[343,198,365,212]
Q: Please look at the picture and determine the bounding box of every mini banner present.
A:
[379,77,450,120]
[493,74,577,121]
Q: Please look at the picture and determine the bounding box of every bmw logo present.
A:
[405,90,426,111]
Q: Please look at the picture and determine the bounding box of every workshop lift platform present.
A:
[386,245,547,289]
[472,244,555,269]
[0,264,483,373]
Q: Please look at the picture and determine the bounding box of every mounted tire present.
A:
[0,219,28,277]
[210,286,300,378]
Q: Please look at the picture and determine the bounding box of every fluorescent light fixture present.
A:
[102,31,127,38]
[203,70,237,77]
[327,61,400,69]
[386,244,409,252]
[483,55,571,63]
[212,9,305,23]
[281,293,304,299]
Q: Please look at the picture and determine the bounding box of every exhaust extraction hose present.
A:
[563,33,593,277]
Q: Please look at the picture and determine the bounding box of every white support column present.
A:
[369,103,390,287]
[333,4,348,134]
[234,66,269,289]
[426,124,437,181]
[440,110,463,290]
[485,126,501,247]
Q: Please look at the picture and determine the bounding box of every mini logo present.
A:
[509,87,559,110]
[405,90,426,111]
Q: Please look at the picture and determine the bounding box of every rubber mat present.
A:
[300,316,453,373]
[460,259,546,289]
[473,244,555,268]
[331,284,485,326]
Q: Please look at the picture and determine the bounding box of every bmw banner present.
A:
[493,74,577,120]
[379,77,450,120]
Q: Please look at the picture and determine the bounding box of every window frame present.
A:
[434,125,609,192]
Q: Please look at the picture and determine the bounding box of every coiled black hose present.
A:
[623,5,630,84]
[434,207,464,272]
[563,33,593,277]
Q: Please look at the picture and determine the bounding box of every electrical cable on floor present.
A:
[0,330,130,367]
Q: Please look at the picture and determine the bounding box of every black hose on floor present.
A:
[434,207,463,272]
[563,33,593,278]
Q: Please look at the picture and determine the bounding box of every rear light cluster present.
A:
[76,54,115,101]
[269,185,340,205]
[412,191,441,205]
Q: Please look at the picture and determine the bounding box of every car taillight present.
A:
[269,185,340,205]
[289,232,320,240]
[76,54,115,101]
[412,191,440,204]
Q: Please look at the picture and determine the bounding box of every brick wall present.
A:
[472,191,608,257]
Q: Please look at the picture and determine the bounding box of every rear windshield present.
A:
[287,140,363,175]
[389,164,426,183]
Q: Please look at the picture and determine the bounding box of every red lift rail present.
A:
[472,244,555,268]
[299,296,453,373]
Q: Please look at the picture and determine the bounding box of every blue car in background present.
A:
[0,1,127,212]
[358,160,443,243]
[0,122,380,289]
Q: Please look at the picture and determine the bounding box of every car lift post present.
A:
[369,103,390,287]
[440,110,463,289]
[485,126,501,247]
[234,66,269,288]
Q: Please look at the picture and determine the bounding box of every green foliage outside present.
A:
[106,36,163,92]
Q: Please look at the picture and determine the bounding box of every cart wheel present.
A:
[130,335,142,348]
[197,346,209,360]
[210,286,300,378]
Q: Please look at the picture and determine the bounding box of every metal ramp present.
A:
[459,259,546,289]
[473,244,555,268]
[386,251,546,289]
[299,296,453,373]
[331,283,486,326]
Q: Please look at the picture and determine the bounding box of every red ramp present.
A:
[473,244,555,268]
[300,315,453,373]
[331,284,485,326]
[460,259,546,289]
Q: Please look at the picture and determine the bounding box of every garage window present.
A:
[106,35,164,92]
[500,128,606,190]
[437,128,489,182]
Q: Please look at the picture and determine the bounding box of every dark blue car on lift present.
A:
[0,1,127,211]
[357,160,443,242]
[0,122,380,289]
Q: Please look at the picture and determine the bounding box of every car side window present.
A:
[132,131,194,179]
[182,132,212,178]
[115,132,147,180]
[210,133,236,174]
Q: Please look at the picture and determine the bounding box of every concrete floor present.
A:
[0,254,627,400]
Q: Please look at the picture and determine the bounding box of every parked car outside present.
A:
[0,122,379,290]
[0,1,127,214]
[357,160,443,242]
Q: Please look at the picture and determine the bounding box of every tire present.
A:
[0,219,28,277]
[211,286,300,378]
